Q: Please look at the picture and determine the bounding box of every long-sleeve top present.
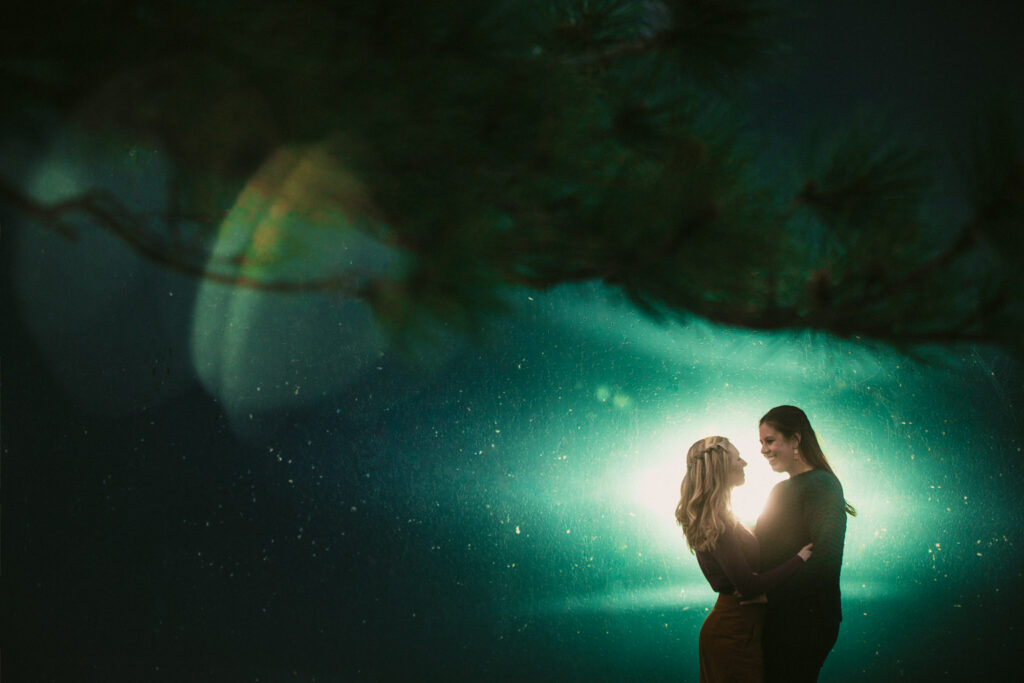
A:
[695,522,805,600]
[755,469,847,623]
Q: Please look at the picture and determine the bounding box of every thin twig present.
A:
[0,177,369,295]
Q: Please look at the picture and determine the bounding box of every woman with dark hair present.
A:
[677,435,813,682]
[755,405,856,682]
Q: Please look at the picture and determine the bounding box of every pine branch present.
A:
[2,0,1020,356]
[0,176,366,295]
[568,29,680,67]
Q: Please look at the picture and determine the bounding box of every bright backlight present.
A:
[632,427,786,542]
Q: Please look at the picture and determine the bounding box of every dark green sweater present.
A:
[755,469,847,624]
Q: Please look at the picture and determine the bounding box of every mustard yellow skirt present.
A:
[698,593,766,683]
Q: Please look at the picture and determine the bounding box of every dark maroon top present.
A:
[695,522,805,599]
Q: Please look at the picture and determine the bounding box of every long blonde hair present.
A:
[675,436,737,553]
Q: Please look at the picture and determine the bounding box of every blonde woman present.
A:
[676,436,813,683]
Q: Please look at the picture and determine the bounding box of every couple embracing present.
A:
[676,405,856,683]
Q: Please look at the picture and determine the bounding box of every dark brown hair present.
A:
[760,405,857,516]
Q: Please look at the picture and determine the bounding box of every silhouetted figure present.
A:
[677,436,813,682]
[755,405,856,682]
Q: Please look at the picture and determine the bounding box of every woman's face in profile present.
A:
[759,423,799,474]
[726,442,747,487]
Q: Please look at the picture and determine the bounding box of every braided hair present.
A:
[676,436,738,552]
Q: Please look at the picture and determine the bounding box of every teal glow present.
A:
[5,3,1022,680]
[468,288,1022,668]
[8,234,1021,682]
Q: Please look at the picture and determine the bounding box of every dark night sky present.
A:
[754,1,1024,134]
[2,2,1023,682]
